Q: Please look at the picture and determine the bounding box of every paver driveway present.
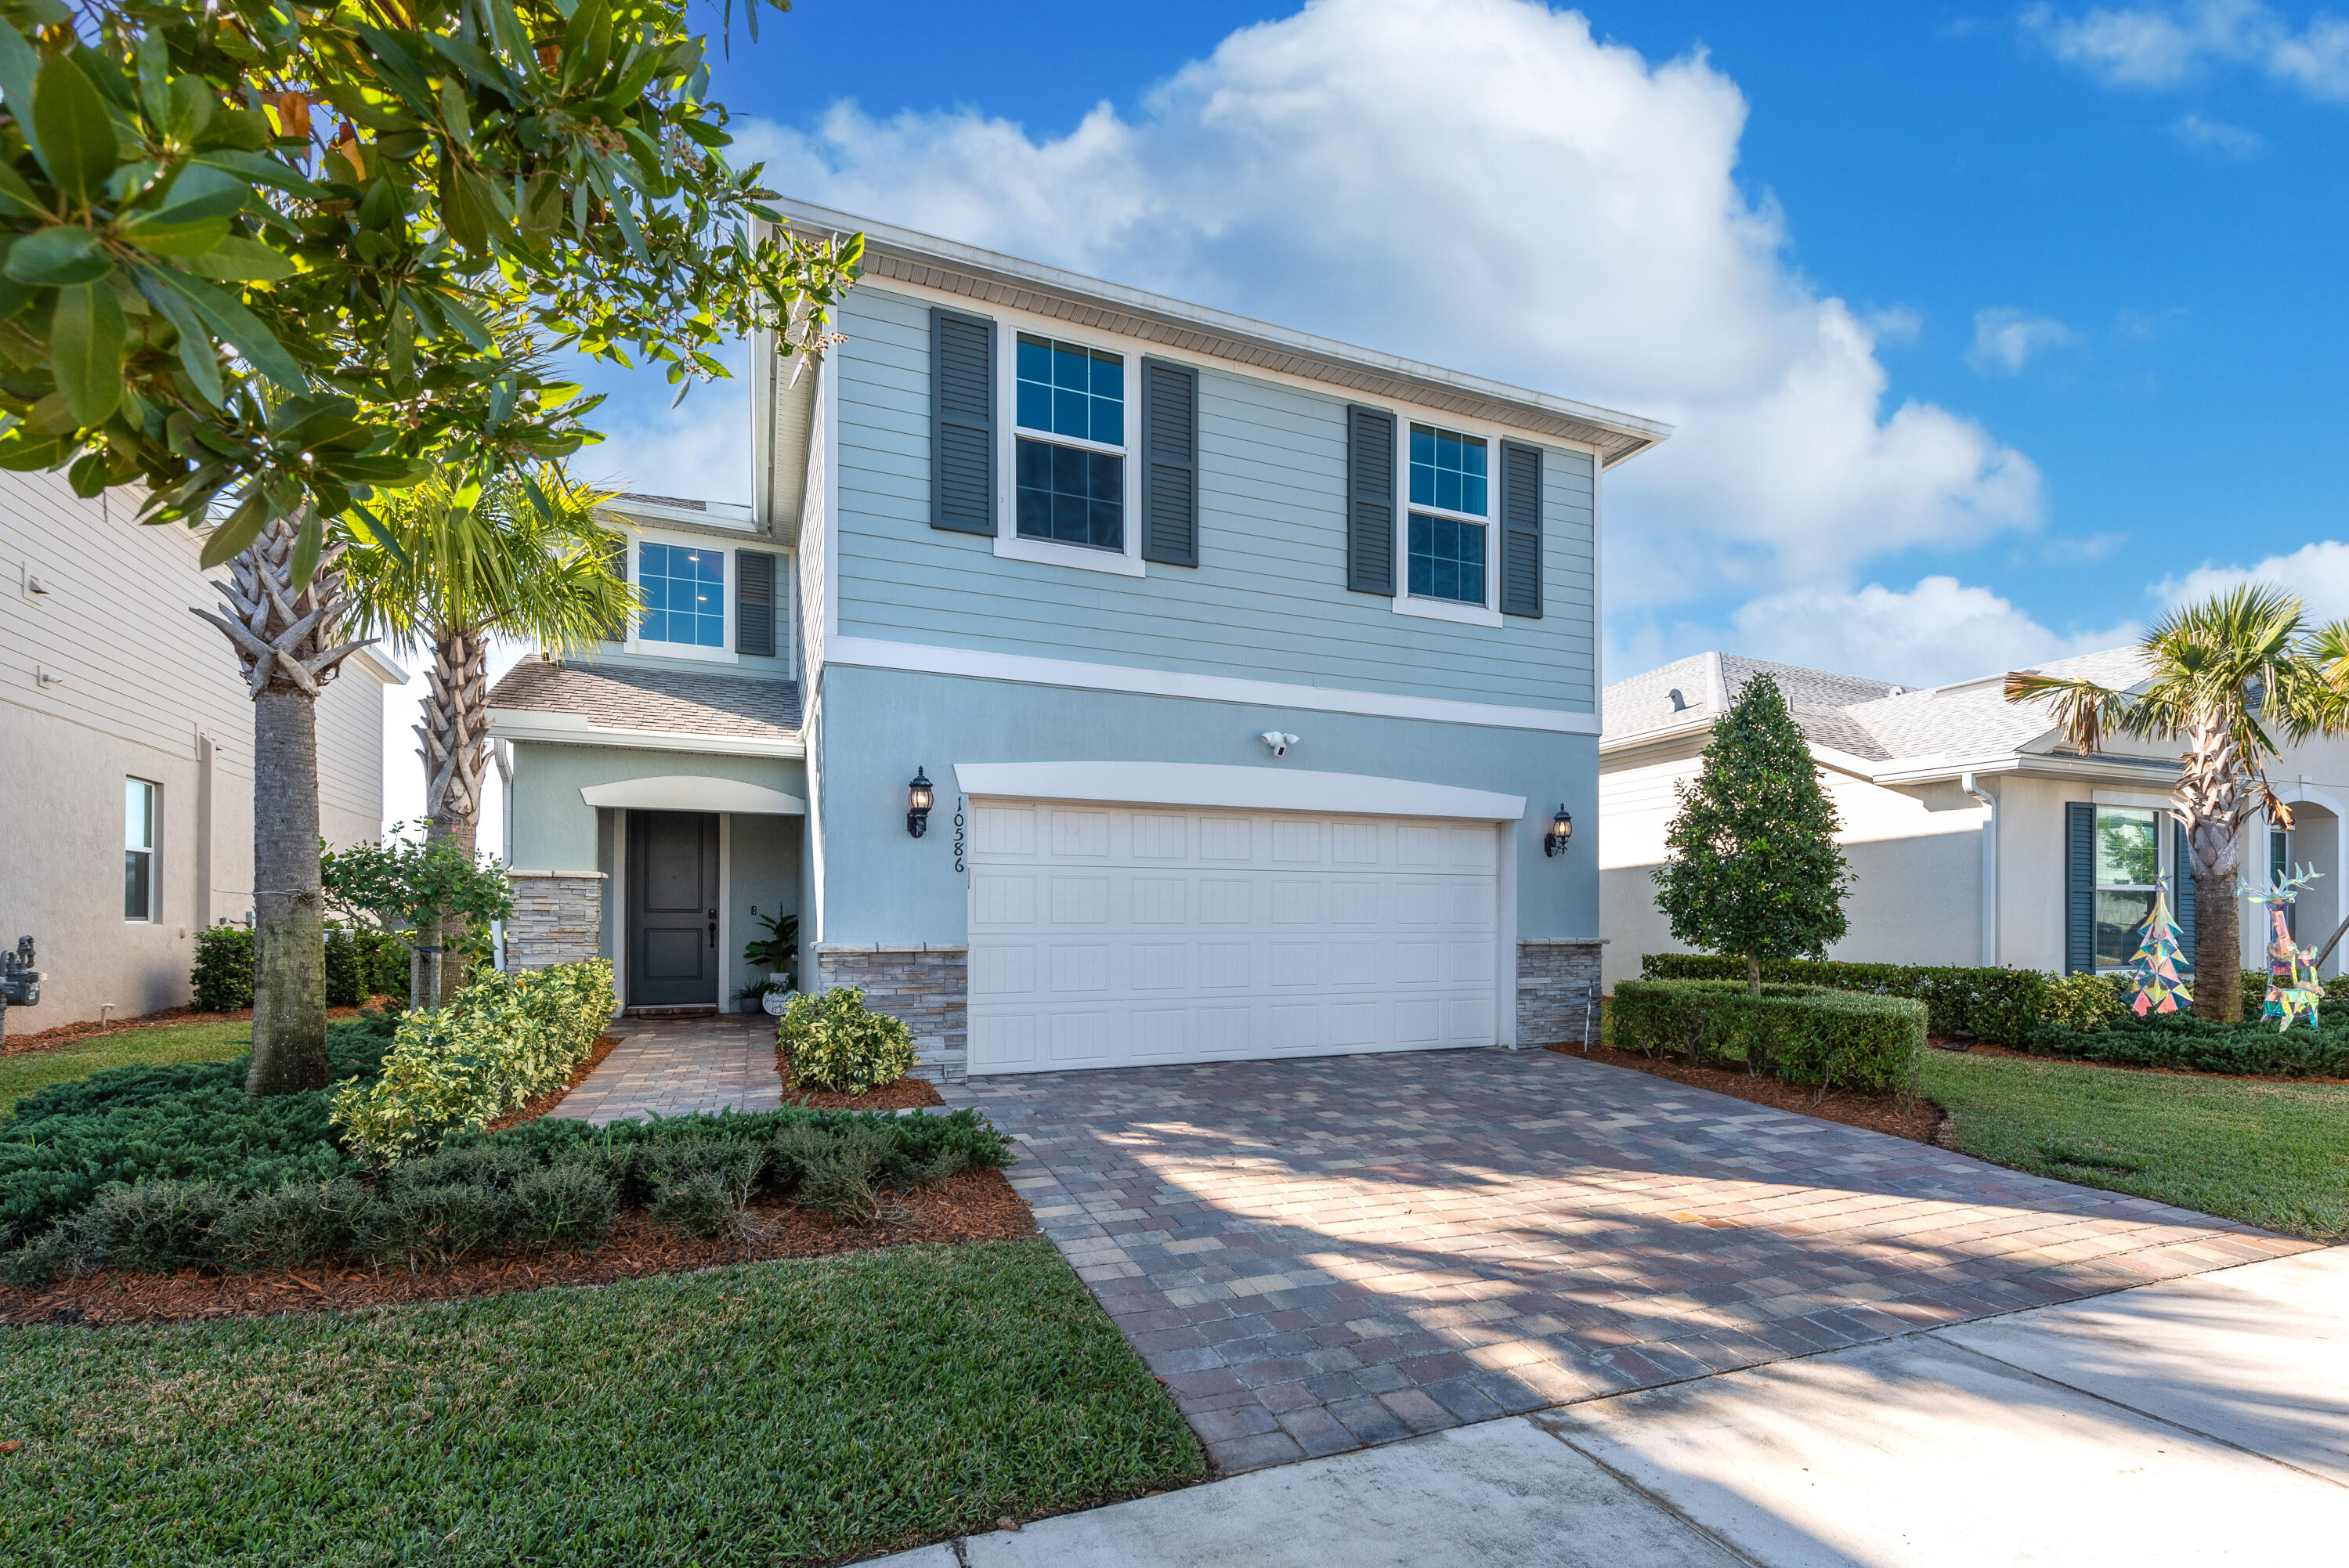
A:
[941,1047,2312,1475]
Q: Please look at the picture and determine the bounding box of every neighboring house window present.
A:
[1407,424,1489,605]
[125,778,156,922]
[637,541,726,649]
[2271,826,2294,937]
[2092,806,2159,970]
[1014,334,1125,551]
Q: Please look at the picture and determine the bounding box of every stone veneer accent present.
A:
[504,870,607,970]
[1516,938,1604,1047]
[815,943,969,1081]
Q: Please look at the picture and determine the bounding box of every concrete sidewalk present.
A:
[870,1246,2347,1566]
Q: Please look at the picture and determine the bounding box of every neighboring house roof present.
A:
[1602,645,2162,782]
[487,660,802,741]
[769,201,1675,468]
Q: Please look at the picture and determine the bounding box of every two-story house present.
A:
[490,204,1671,1078]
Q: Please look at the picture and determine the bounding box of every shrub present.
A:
[330,959,615,1165]
[2045,971,2127,1032]
[508,1162,619,1252]
[790,1125,896,1226]
[326,927,411,1009]
[1610,979,1926,1101]
[0,1015,395,1248]
[1641,953,2050,1043]
[2026,1011,2349,1076]
[74,1180,240,1274]
[209,1181,373,1272]
[644,1139,767,1238]
[357,1182,518,1271]
[190,926,255,1012]
[779,987,917,1094]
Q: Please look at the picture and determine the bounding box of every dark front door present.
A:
[628,811,720,1006]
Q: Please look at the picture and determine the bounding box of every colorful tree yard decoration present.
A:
[2117,887,2193,1017]
[2242,865,2324,1032]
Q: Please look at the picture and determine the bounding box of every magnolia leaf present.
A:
[122,214,233,257]
[152,267,304,392]
[5,225,113,285]
[32,54,121,206]
[289,508,323,591]
[0,160,42,217]
[192,148,327,199]
[143,163,252,224]
[49,281,126,427]
[0,22,45,171]
[190,236,297,282]
[130,263,225,405]
[198,488,274,569]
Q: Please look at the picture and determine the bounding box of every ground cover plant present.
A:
[0,1021,254,1115]
[0,1239,1204,1565]
[1920,1049,2349,1240]
[1609,977,1925,1101]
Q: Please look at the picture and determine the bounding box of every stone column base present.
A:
[815,943,969,1082]
[504,870,606,971]
[1517,938,1604,1047]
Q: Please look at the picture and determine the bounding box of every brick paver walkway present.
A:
[944,1048,2315,1476]
[549,1013,781,1125]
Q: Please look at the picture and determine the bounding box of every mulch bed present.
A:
[1549,1041,1946,1143]
[1,1003,382,1058]
[775,1046,945,1110]
[482,1034,625,1132]
[0,1168,1035,1328]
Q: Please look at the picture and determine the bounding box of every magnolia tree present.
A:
[0,0,857,1089]
[1653,674,1854,995]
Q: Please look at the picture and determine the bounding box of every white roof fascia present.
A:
[772,201,1673,467]
[1599,714,1720,754]
[1870,751,2177,788]
[488,707,805,759]
[352,646,409,685]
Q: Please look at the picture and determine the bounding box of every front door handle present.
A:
[708,908,717,948]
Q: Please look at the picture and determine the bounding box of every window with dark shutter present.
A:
[1346,404,1397,596]
[2065,801,2094,974]
[595,530,632,643]
[1498,440,1543,619]
[1140,358,1198,566]
[736,549,776,657]
[2174,820,2197,968]
[931,306,997,535]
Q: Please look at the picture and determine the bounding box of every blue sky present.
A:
[568,0,2349,689]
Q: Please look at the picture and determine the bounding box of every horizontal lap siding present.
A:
[834,287,1596,714]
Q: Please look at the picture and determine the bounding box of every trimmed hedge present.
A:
[1610,978,1927,1100]
[190,926,255,1013]
[0,1015,395,1248]
[192,924,409,1011]
[331,960,616,1165]
[1641,953,2047,1043]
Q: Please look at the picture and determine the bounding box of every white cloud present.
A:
[560,343,754,508]
[2156,540,2349,620]
[748,0,2040,607]
[2174,111,2265,152]
[1729,575,2136,688]
[1966,307,2083,374]
[2025,1,2349,99]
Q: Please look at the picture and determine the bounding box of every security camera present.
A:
[1259,731,1299,758]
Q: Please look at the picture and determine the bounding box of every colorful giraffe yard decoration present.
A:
[2241,865,2325,1032]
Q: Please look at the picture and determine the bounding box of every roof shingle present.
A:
[487,660,800,741]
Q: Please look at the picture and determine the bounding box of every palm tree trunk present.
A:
[418,627,492,1007]
[195,516,374,1093]
[2188,820,2244,1022]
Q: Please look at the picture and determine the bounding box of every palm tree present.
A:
[194,516,376,1093]
[2004,585,2349,1021]
[342,466,636,1003]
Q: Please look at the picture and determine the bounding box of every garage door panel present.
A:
[968,800,1503,1075]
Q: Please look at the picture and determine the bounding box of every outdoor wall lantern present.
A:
[1543,805,1574,858]
[906,768,935,838]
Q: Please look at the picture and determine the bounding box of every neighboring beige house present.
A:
[2,470,399,1028]
[1600,649,2349,992]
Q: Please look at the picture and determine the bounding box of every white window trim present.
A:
[995,315,1146,580]
[626,526,739,664]
[2090,804,2168,974]
[125,776,158,923]
[1391,416,1504,627]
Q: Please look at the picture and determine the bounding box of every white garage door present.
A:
[966,797,1502,1075]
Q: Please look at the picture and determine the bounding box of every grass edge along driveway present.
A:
[0,1236,1205,1565]
[1920,1049,2349,1242]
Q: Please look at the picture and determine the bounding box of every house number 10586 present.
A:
[952,799,966,873]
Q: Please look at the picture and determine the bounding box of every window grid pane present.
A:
[1016,436,1124,550]
[2093,807,2158,888]
[1016,333,1123,446]
[1408,423,1487,517]
[124,779,154,921]
[636,541,725,648]
[1408,512,1487,605]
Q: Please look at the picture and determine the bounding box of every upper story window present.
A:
[1014,334,1126,552]
[125,778,156,922]
[637,540,726,649]
[1407,424,1489,605]
[2093,806,2160,969]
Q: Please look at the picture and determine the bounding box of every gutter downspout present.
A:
[1962,772,1997,966]
[493,739,515,970]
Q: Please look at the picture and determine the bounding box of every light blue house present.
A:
[490,205,1671,1078]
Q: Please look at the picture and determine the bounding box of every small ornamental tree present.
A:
[1653,673,1853,994]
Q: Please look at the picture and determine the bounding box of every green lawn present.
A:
[0,1236,1202,1564]
[0,1021,253,1116]
[1921,1049,2349,1241]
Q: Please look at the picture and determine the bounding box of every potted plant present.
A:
[757,974,797,1016]
[740,910,799,1016]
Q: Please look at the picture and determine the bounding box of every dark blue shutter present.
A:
[1140,358,1198,566]
[1346,404,1396,595]
[2065,802,2094,974]
[735,549,776,657]
[597,530,631,643]
[1498,439,1543,619]
[2174,819,2197,969]
[931,307,996,535]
